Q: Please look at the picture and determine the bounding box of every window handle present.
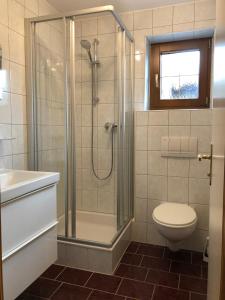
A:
[155,74,159,88]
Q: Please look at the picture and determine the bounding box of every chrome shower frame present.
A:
[25,5,134,248]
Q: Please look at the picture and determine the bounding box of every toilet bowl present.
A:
[152,202,197,251]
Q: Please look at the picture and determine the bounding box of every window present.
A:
[150,38,212,109]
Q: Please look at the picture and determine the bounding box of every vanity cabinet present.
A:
[0,170,59,300]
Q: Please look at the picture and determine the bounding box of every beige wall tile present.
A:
[173,3,195,24]
[134,9,153,30]
[153,6,173,27]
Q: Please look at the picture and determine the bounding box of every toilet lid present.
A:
[153,203,197,227]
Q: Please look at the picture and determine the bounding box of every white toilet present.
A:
[152,202,197,251]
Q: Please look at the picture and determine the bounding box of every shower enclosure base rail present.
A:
[56,219,132,274]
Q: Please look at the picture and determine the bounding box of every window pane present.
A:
[179,75,199,99]
[160,50,200,100]
[160,77,179,99]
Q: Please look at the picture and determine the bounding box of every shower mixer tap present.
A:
[104,122,118,131]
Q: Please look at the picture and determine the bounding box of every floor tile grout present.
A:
[17,242,208,299]
[53,266,66,281]
[48,281,63,299]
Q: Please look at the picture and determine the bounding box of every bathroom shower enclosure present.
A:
[25,6,134,248]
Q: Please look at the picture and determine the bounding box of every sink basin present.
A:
[0,169,60,203]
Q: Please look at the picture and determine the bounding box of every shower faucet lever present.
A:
[104,122,118,131]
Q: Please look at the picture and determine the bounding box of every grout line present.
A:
[150,285,156,300]
[144,268,149,282]
[114,277,124,295]
[54,266,67,281]
[178,274,181,289]
[169,260,172,273]
[84,272,94,287]
[86,289,94,300]
[48,281,63,299]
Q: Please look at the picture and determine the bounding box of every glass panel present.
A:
[117,31,134,230]
[34,19,67,237]
[160,50,200,100]
[73,13,118,245]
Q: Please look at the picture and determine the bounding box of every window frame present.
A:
[150,38,212,110]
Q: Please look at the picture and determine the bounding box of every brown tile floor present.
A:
[16,242,208,300]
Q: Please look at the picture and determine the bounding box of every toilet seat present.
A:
[152,203,197,228]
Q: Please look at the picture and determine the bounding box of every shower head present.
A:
[80,39,93,63]
[80,39,91,50]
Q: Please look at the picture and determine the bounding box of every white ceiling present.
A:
[47,0,192,13]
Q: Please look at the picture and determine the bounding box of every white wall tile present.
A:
[12,124,27,154]
[148,151,167,176]
[0,0,9,26]
[10,62,26,95]
[25,0,38,15]
[189,159,210,179]
[82,18,97,36]
[148,126,168,150]
[136,126,148,150]
[191,126,212,153]
[168,177,189,203]
[153,25,172,36]
[191,109,212,126]
[136,150,148,174]
[134,78,145,103]
[169,110,191,126]
[0,23,9,59]
[148,175,167,201]
[119,12,134,31]
[9,30,25,65]
[98,15,116,34]
[135,53,145,79]
[132,221,147,243]
[149,111,168,125]
[136,112,148,126]
[189,178,210,204]
[8,0,24,36]
[136,174,148,198]
[168,158,190,177]
[195,0,216,21]
[169,125,191,137]
[12,153,28,169]
[135,197,148,221]
[98,33,115,58]
[0,93,11,124]
[153,6,173,27]
[134,9,153,30]
[194,19,216,30]
[133,29,151,54]
[173,3,195,24]
[173,22,194,33]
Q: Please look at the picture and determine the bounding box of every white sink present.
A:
[0,169,60,203]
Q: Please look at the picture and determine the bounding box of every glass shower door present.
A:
[31,18,69,237]
[117,30,134,230]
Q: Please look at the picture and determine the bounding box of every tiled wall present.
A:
[0,0,58,169]
[134,109,212,251]
[0,0,216,246]
[74,14,119,215]
[118,0,216,111]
